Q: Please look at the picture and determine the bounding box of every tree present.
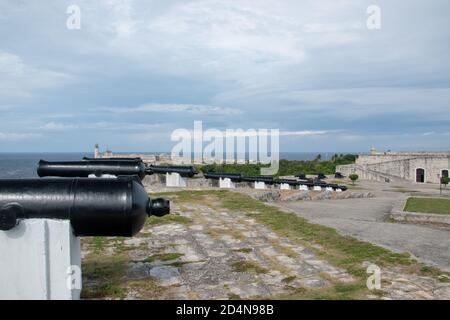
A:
[441,177,450,188]
[349,174,359,185]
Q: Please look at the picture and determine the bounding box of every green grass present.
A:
[146,213,193,225]
[404,197,450,214]
[81,255,128,299]
[142,252,184,263]
[231,261,268,274]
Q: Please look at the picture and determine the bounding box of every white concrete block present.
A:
[0,219,81,300]
[219,178,235,189]
[166,173,187,187]
[313,186,322,191]
[299,185,309,191]
[280,183,291,190]
[326,187,334,192]
[88,174,117,178]
[336,188,343,192]
[254,182,266,190]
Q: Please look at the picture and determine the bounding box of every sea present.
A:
[0,152,343,178]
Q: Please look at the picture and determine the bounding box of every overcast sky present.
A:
[0,0,449,152]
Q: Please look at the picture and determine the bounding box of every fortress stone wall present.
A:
[337,150,450,184]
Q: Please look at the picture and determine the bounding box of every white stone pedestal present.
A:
[313,186,322,191]
[299,185,309,191]
[166,172,187,187]
[325,187,334,192]
[219,178,235,189]
[0,219,81,300]
[280,183,291,190]
[254,182,266,190]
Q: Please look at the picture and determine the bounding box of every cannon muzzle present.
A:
[0,177,170,236]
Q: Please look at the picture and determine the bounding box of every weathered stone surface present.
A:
[82,189,448,300]
[149,266,182,286]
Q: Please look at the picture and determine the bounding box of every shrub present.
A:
[349,174,359,185]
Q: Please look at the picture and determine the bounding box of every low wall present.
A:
[250,190,374,203]
[389,196,450,227]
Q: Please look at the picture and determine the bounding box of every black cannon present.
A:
[0,177,170,236]
[147,165,198,177]
[317,173,327,180]
[327,183,348,191]
[335,172,345,179]
[37,160,198,180]
[241,176,275,184]
[274,179,299,186]
[203,172,242,182]
[38,159,147,180]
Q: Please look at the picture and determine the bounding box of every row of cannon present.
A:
[0,157,348,236]
[37,158,347,191]
[203,172,348,191]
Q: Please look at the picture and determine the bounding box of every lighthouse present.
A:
[94,144,100,158]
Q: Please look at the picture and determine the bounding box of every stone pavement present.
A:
[123,202,353,299]
[82,196,450,300]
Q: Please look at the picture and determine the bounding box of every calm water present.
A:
[0,153,92,178]
[0,152,340,178]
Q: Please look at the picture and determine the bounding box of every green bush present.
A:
[349,174,359,185]
[441,177,450,185]
[198,154,357,177]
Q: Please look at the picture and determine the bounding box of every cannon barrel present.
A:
[146,165,198,177]
[37,159,147,180]
[275,179,299,186]
[0,177,170,236]
[241,176,275,184]
[204,172,242,182]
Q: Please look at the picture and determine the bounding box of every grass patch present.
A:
[282,276,297,284]
[81,254,128,299]
[143,252,184,263]
[232,248,253,254]
[231,261,268,274]
[146,214,193,225]
[404,197,450,214]
[207,227,245,240]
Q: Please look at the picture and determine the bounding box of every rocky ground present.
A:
[81,191,450,300]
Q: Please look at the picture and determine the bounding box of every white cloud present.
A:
[39,122,79,130]
[0,51,70,101]
[106,103,243,115]
[281,130,330,136]
[0,132,41,141]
